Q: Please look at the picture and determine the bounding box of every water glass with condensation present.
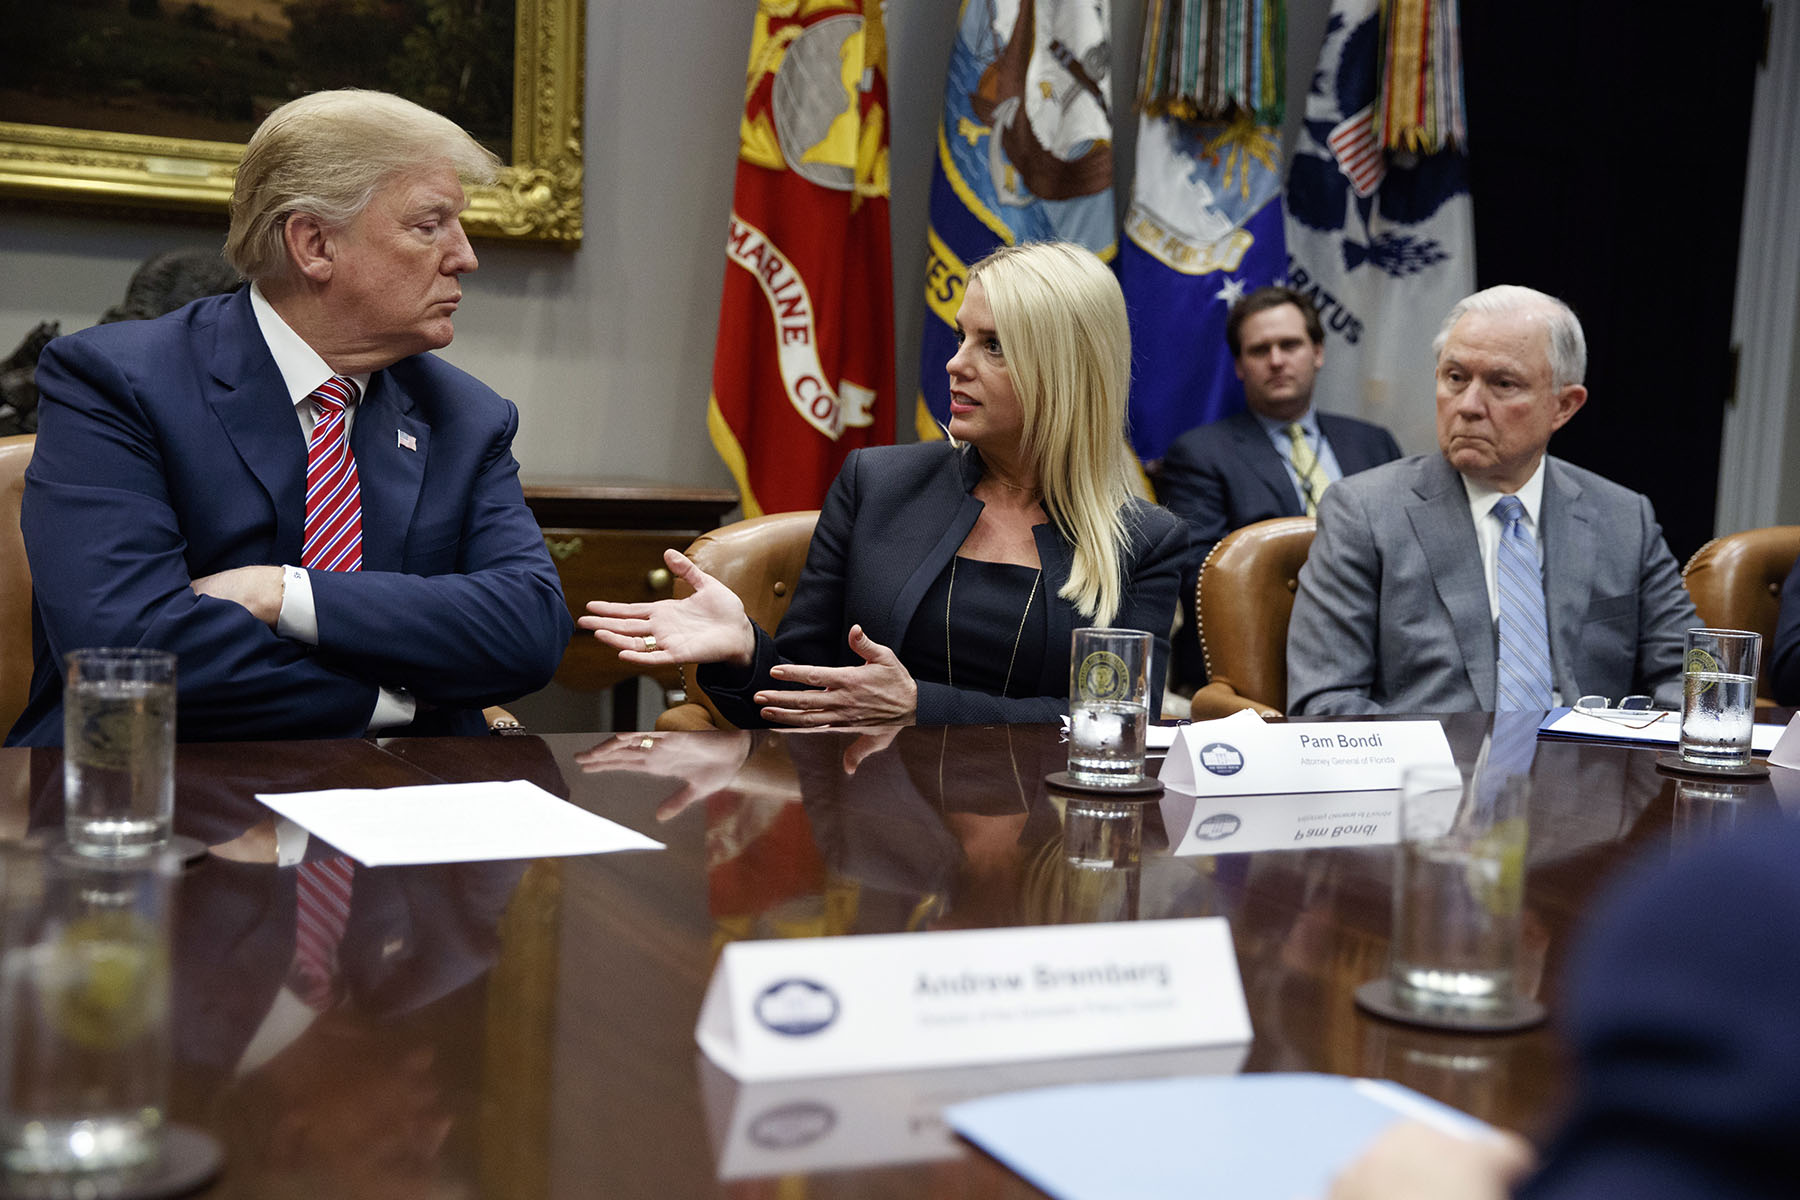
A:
[1388,763,1531,1019]
[63,649,176,858]
[1067,628,1151,785]
[1678,628,1760,768]
[0,845,177,1196]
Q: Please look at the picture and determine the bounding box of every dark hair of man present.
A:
[1225,286,1325,358]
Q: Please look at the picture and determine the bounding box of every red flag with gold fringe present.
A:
[708,1,896,517]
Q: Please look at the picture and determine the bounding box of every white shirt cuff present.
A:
[369,687,417,732]
[276,565,318,644]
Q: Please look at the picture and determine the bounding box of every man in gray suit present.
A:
[1286,286,1695,715]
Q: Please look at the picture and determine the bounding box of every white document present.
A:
[255,779,664,866]
[1159,710,1455,796]
[695,918,1251,1083]
[1541,707,1784,752]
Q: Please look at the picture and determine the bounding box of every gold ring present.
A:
[643,634,657,652]
[639,737,654,750]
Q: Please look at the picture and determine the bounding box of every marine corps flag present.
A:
[1118,0,1289,463]
[709,1,896,517]
[918,0,1117,439]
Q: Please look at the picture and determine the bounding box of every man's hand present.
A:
[754,626,919,727]
[191,566,285,629]
[1330,1121,1535,1200]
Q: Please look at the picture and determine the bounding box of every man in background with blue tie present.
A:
[1158,287,1402,691]
[7,90,570,745]
[1286,286,1694,715]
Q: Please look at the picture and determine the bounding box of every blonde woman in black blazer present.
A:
[583,242,1187,727]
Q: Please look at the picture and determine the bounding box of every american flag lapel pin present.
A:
[397,429,417,452]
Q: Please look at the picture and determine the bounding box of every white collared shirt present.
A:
[248,285,413,731]
[1459,457,1549,623]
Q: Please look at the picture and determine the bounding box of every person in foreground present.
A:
[1157,286,1401,688]
[1285,285,1695,715]
[7,89,571,745]
[582,241,1186,727]
[1333,814,1800,1200]
[1769,555,1800,705]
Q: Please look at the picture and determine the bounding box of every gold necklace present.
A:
[944,556,1042,697]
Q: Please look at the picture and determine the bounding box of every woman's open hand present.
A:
[580,548,756,667]
[753,625,919,727]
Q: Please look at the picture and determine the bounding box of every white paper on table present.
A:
[1539,707,1784,752]
[255,779,663,866]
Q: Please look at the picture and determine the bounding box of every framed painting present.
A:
[0,0,584,245]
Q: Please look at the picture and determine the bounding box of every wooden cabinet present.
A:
[522,479,738,725]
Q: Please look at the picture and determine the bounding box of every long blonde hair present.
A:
[966,242,1138,626]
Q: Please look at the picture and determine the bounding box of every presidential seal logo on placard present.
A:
[1199,743,1245,776]
[1076,650,1131,701]
[748,1101,837,1150]
[1193,813,1242,840]
[754,978,840,1037]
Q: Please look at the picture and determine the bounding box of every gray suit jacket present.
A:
[1286,454,1696,715]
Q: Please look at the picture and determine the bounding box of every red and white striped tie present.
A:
[293,856,355,1011]
[303,376,363,572]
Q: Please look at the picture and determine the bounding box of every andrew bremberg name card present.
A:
[696,919,1251,1082]
[1160,710,1454,796]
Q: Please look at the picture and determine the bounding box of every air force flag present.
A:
[1120,113,1288,463]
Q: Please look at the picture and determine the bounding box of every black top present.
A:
[901,555,1050,699]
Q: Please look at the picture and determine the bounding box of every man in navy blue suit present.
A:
[1157,287,1402,689]
[7,90,570,745]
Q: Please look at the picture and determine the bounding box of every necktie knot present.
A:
[310,375,357,417]
[1494,494,1525,527]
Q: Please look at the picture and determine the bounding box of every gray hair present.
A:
[1431,285,1587,391]
[225,89,500,284]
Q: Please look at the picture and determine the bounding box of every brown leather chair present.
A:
[655,510,820,731]
[1189,516,1317,720]
[1682,525,1800,704]
[0,435,35,738]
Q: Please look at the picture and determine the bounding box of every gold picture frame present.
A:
[0,0,584,246]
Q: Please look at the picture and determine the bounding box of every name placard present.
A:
[695,919,1251,1082]
[1159,711,1455,797]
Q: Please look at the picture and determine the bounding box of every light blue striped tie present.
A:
[1493,495,1553,710]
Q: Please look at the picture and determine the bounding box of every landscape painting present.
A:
[0,0,583,243]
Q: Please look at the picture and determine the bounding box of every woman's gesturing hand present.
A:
[580,548,756,667]
[753,625,919,727]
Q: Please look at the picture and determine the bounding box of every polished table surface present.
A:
[4,715,1789,1198]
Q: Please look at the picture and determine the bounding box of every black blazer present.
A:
[700,442,1187,725]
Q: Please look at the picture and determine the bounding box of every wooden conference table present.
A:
[4,713,1788,1198]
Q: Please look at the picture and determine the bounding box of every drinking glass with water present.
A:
[1678,628,1760,769]
[63,649,176,858]
[1066,628,1151,786]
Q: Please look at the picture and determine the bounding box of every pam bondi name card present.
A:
[696,919,1252,1082]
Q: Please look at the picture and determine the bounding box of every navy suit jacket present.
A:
[1521,816,1800,1200]
[700,442,1188,726]
[1158,409,1401,685]
[7,289,571,745]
